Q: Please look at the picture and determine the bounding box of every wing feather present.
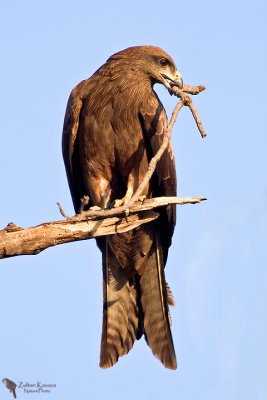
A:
[140,103,176,261]
[62,88,84,212]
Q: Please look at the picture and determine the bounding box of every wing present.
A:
[62,82,89,213]
[139,97,177,263]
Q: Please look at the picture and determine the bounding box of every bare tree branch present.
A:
[0,196,206,259]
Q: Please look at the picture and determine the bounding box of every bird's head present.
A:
[109,45,183,90]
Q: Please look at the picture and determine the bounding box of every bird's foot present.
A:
[111,194,145,214]
[112,194,131,208]
[78,195,90,213]
[110,198,130,220]
[138,195,146,203]
[112,198,124,208]
[89,205,102,211]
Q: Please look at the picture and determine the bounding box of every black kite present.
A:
[62,46,183,369]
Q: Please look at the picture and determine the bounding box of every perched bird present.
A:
[62,46,183,369]
[2,378,17,398]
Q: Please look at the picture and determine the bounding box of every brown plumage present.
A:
[62,46,183,369]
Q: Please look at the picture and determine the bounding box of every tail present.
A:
[140,233,177,369]
[12,389,16,399]
[99,239,140,368]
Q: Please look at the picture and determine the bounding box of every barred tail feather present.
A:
[99,239,139,368]
[140,234,177,370]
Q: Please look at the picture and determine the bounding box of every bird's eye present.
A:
[159,58,169,67]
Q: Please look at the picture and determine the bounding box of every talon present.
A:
[138,195,146,203]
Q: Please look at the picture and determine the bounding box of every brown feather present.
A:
[100,238,140,368]
[140,232,177,369]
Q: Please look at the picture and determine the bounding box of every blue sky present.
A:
[0,0,266,399]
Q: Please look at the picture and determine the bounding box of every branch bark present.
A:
[0,196,206,259]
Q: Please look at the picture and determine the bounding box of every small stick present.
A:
[188,101,207,138]
[56,202,70,219]
[170,84,207,138]
[180,84,206,95]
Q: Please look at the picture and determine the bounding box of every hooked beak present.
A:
[160,70,183,90]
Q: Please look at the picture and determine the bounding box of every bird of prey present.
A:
[2,378,17,398]
[62,45,183,369]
